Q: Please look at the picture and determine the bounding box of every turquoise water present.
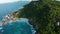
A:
[2,18,36,34]
[0,1,36,34]
[0,1,30,25]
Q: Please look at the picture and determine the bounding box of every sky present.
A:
[0,0,60,4]
[0,0,32,4]
[57,0,60,1]
[0,0,20,4]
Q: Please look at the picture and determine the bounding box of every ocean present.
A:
[0,1,36,34]
[2,18,36,34]
[0,1,30,21]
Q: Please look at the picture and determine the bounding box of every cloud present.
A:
[0,0,39,4]
[0,0,20,4]
[0,0,33,4]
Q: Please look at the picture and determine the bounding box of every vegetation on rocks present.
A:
[15,0,60,34]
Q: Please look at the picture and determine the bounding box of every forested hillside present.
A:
[15,0,60,34]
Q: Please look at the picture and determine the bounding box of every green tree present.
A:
[16,0,60,34]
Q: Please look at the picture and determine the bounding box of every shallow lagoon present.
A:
[0,1,36,34]
[2,18,36,34]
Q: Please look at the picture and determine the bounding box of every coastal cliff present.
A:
[11,0,60,34]
[2,0,60,34]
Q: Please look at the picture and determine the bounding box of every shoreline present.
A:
[28,19,38,34]
[2,12,37,34]
[2,12,20,25]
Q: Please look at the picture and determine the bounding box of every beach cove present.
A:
[0,1,36,34]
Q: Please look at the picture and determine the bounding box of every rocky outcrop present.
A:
[28,19,40,34]
[2,12,19,26]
